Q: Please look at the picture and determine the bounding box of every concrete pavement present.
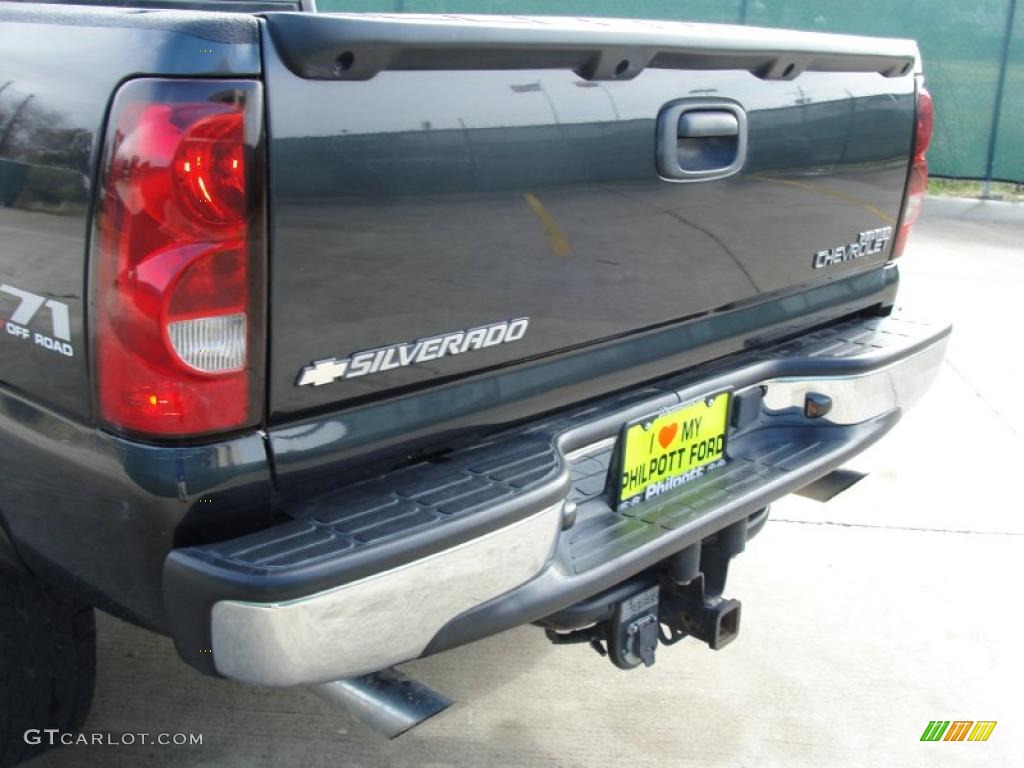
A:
[33,197,1024,767]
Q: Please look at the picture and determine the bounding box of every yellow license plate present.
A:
[617,392,730,507]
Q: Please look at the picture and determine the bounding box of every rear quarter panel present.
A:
[0,3,269,628]
[0,3,261,419]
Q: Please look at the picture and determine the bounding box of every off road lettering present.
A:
[0,284,75,358]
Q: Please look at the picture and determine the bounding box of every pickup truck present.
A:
[0,1,948,761]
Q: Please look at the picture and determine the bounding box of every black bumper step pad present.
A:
[179,313,946,588]
[204,436,561,572]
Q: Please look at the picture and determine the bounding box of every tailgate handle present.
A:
[657,100,747,182]
[678,111,739,139]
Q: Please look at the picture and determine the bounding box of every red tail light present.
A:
[892,85,932,259]
[92,80,265,437]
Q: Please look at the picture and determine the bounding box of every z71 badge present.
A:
[813,226,893,269]
[1,283,74,358]
[297,317,529,387]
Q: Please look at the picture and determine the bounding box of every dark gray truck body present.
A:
[0,1,947,705]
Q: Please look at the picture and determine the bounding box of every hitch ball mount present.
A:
[543,519,749,669]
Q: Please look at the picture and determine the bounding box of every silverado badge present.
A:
[296,317,529,387]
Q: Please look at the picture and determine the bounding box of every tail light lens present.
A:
[92,80,265,437]
[892,85,932,259]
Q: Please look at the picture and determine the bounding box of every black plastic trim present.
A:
[262,12,917,82]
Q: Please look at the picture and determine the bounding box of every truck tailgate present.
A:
[260,14,918,420]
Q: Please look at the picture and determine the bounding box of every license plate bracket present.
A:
[612,391,731,511]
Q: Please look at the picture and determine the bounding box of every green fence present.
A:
[317,0,1023,183]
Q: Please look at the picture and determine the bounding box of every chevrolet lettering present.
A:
[813,226,894,269]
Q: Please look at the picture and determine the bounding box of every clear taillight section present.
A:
[892,85,933,259]
[167,314,247,373]
[92,80,264,437]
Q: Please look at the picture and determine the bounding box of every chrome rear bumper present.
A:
[165,312,949,687]
[760,339,947,425]
[211,503,562,686]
